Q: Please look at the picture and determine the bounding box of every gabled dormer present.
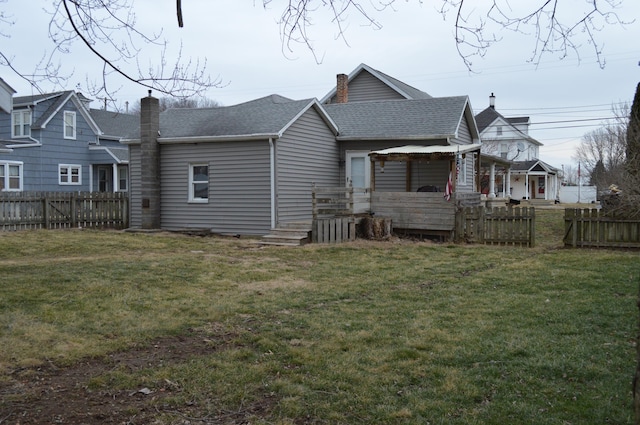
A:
[475,93,541,161]
[28,91,102,140]
[320,63,432,104]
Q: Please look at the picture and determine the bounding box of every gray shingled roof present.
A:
[158,95,319,138]
[374,69,432,100]
[475,106,530,132]
[31,91,74,130]
[511,159,558,172]
[474,106,503,133]
[324,97,468,140]
[13,92,65,107]
[90,109,140,139]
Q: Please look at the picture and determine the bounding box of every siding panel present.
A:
[277,108,339,223]
[329,71,405,103]
[159,141,272,235]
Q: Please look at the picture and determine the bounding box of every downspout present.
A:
[269,138,276,229]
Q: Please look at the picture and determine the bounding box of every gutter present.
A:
[336,134,455,142]
[269,138,276,229]
[158,133,280,144]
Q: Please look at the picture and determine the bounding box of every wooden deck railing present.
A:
[0,191,129,231]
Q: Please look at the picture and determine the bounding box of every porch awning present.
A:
[369,143,482,161]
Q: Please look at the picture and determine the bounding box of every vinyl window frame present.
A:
[188,163,209,203]
[0,161,24,192]
[59,164,82,185]
[11,110,31,138]
[63,111,76,140]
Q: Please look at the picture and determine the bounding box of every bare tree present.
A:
[272,0,630,68]
[0,0,220,106]
[574,103,629,191]
[128,96,222,114]
[0,0,630,106]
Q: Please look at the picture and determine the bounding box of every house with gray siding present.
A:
[0,85,135,193]
[126,64,481,236]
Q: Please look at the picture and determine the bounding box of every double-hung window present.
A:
[117,166,128,192]
[0,162,23,191]
[59,164,81,185]
[12,110,31,138]
[189,163,209,202]
[64,111,76,139]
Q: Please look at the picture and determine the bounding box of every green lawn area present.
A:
[0,209,638,424]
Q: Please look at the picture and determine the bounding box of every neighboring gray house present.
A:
[125,64,481,236]
[0,84,135,193]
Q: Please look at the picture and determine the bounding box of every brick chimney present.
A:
[336,73,349,104]
[140,91,161,229]
[489,93,496,109]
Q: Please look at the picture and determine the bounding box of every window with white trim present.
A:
[118,166,128,192]
[0,161,23,191]
[500,143,508,159]
[189,163,209,202]
[59,164,82,185]
[64,111,76,139]
[12,110,31,138]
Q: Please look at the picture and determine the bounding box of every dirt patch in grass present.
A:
[0,327,273,424]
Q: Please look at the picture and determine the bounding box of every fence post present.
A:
[70,192,77,228]
[529,207,535,248]
[43,195,50,229]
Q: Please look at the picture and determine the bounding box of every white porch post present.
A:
[506,167,511,198]
[544,174,548,200]
[89,164,94,193]
[489,162,496,198]
[112,163,118,192]
[525,173,529,199]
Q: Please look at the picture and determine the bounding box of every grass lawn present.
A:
[0,208,638,424]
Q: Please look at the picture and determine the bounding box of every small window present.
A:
[500,143,508,159]
[0,162,23,191]
[118,166,128,192]
[64,111,76,139]
[59,164,82,185]
[12,110,31,138]
[496,125,503,136]
[189,163,209,202]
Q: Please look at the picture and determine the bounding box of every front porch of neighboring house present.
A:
[480,154,512,206]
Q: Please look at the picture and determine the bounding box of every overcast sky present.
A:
[3,1,640,171]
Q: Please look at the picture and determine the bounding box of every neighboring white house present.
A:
[475,94,559,200]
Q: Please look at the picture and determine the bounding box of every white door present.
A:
[345,151,371,213]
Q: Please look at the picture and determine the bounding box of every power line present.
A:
[530,116,619,125]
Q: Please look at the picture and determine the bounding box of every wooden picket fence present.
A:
[312,216,357,244]
[455,206,536,247]
[564,208,640,248]
[0,191,129,231]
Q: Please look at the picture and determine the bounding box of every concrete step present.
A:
[257,227,311,246]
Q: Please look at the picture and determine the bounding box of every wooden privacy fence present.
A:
[0,192,129,231]
[455,206,535,247]
[564,208,640,248]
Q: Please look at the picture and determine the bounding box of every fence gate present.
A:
[456,206,535,247]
